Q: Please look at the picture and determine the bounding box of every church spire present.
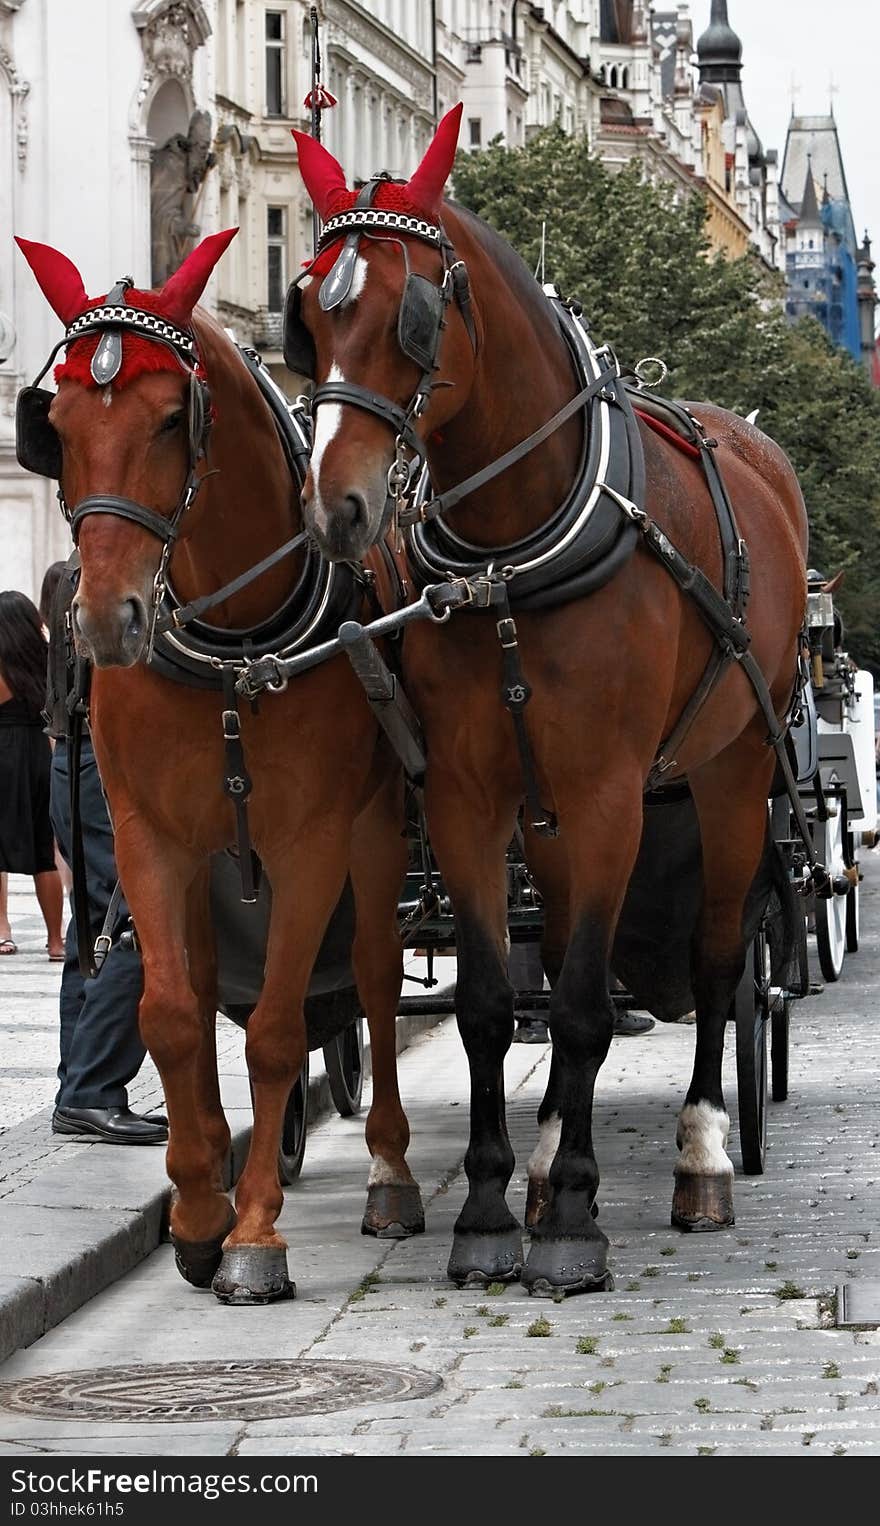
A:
[799,158,821,227]
[696,1,743,84]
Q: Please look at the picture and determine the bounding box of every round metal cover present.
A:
[0,1359,441,1423]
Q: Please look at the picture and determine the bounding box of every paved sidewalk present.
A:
[0,873,447,1363]
[0,859,877,1455]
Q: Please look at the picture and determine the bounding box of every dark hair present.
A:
[0,590,49,716]
[39,562,68,627]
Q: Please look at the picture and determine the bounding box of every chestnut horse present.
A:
[289,106,809,1295]
[16,232,423,1304]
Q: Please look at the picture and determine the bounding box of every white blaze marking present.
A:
[306,257,367,529]
[101,386,112,408]
[528,1112,562,1183]
[309,361,344,532]
[675,1101,733,1176]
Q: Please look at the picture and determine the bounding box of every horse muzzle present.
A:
[72,593,149,668]
[302,479,388,563]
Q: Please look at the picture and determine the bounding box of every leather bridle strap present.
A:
[157,529,310,633]
[310,381,426,458]
[399,365,618,527]
[70,494,184,546]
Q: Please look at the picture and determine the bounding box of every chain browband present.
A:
[64,306,197,360]
[317,208,443,248]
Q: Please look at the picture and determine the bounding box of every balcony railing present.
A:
[252,308,283,351]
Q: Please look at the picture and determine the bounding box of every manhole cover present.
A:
[0,1360,441,1423]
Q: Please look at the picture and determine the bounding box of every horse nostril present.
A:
[339,493,366,531]
[122,598,146,642]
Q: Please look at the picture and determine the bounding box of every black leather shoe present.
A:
[52,1106,168,1144]
[612,1011,655,1036]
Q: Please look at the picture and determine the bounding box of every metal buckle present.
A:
[222,708,241,739]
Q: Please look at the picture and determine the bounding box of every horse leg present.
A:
[519,829,569,1230]
[671,746,777,1231]
[521,769,644,1297]
[184,866,231,1188]
[113,829,236,1288]
[348,772,424,1238]
[212,830,350,1304]
[428,783,524,1287]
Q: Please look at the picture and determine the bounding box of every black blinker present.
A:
[16,387,62,479]
[398,274,444,372]
[283,283,316,380]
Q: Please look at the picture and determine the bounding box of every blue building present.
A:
[780,114,868,367]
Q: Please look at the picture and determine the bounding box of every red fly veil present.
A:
[292,104,463,276]
[15,230,238,388]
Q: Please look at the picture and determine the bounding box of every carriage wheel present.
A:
[733,930,769,1175]
[248,1058,310,1186]
[845,833,860,953]
[770,997,790,1103]
[814,804,848,982]
[323,1014,364,1117]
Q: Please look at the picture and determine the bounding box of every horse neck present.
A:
[171,318,301,628]
[428,210,583,546]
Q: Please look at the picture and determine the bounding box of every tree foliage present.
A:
[451,127,880,673]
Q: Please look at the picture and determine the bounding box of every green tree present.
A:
[451,128,880,673]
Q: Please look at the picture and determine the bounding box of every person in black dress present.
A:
[0,590,64,958]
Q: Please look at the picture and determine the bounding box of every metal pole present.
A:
[309,6,321,254]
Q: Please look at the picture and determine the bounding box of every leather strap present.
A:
[70,495,182,546]
[221,667,257,903]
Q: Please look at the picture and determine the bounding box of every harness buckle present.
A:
[222,707,241,740]
[497,616,518,648]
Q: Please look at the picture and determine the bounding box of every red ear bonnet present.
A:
[14,238,89,325]
[291,131,349,219]
[158,228,238,325]
[405,104,463,214]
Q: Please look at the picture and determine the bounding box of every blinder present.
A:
[16,386,62,478]
[398,274,445,373]
[283,282,316,380]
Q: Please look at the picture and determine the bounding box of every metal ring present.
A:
[634,356,668,388]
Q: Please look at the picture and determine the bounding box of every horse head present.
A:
[16,230,236,666]
[291,104,478,560]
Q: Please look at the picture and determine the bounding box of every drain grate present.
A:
[0,1359,441,1423]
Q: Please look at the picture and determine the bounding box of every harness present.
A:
[278,213,828,887]
[23,299,369,966]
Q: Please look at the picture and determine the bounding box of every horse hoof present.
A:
[671,1171,735,1232]
[362,1183,425,1239]
[172,1204,236,1288]
[521,1232,611,1298]
[211,1245,296,1304]
[447,1229,524,1288]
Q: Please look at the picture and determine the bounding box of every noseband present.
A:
[16,278,211,654]
[284,178,477,540]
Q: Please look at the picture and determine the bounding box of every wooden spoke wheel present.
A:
[733,930,769,1175]
[322,1014,365,1118]
[814,803,848,983]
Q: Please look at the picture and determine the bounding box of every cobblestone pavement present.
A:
[0,861,878,1457]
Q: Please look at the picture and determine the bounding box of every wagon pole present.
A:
[308,6,323,256]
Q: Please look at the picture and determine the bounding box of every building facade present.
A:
[7,1,873,605]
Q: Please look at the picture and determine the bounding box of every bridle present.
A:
[284,178,477,543]
[15,277,212,657]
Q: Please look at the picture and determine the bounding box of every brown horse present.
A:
[289,106,809,1295]
[16,232,423,1304]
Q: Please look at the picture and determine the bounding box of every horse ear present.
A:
[15,237,89,325]
[291,130,349,218]
[405,104,463,215]
[158,228,238,325]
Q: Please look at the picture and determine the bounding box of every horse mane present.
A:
[444,197,569,354]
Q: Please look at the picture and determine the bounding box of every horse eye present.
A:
[159,411,184,434]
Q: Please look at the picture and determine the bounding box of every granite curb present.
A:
[0,1003,446,1366]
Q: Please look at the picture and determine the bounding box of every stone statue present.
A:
[150,110,216,286]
